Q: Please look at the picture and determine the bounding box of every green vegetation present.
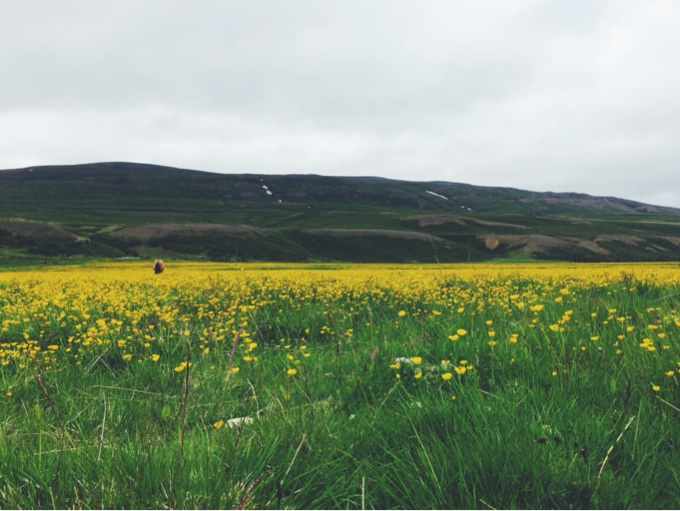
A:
[1,263,680,508]
[1,162,680,263]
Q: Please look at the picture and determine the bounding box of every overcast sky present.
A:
[1,1,679,207]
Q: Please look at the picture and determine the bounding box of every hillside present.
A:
[1,162,680,263]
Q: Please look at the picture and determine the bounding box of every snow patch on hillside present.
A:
[425,190,448,200]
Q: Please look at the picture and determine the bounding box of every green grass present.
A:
[1,266,680,508]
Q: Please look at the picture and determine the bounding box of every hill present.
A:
[1,161,680,263]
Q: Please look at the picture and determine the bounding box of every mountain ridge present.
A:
[1,161,679,263]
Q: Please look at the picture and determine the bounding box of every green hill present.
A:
[1,162,679,263]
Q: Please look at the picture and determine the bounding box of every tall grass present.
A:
[0,263,679,508]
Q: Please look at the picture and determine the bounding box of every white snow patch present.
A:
[262,185,269,190]
[425,190,448,200]
[265,190,273,196]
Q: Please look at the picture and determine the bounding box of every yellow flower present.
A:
[415,372,423,379]
[590,336,599,341]
[530,304,544,312]
[411,356,422,365]
[286,368,297,376]
[230,367,240,374]
[488,341,497,347]
[454,366,466,375]
[652,384,661,392]
[665,371,675,377]
[448,335,459,341]
[551,371,557,377]
[214,420,224,429]
[441,372,453,380]
[390,363,400,369]
[6,391,12,397]
[396,373,401,379]
[457,329,468,336]
[174,361,189,372]
[122,353,132,361]
[451,395,456,401]
[150,354,160,362]
[47,345,59,351]
[397,310,406,317]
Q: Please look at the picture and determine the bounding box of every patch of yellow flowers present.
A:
[0,261,678,395]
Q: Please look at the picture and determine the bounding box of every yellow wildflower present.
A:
[174,361,191,372]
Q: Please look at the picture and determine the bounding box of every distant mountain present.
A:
[1,161,679,263]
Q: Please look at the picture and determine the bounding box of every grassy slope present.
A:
[1,162,680,263]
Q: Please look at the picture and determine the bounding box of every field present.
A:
[1,261,680,509]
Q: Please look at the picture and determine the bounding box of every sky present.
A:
[1,1,679,208]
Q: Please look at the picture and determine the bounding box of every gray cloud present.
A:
[1,0,679,207]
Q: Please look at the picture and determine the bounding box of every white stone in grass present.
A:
[227,416,254,428]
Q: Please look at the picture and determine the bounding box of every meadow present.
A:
[1,261,680,509]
